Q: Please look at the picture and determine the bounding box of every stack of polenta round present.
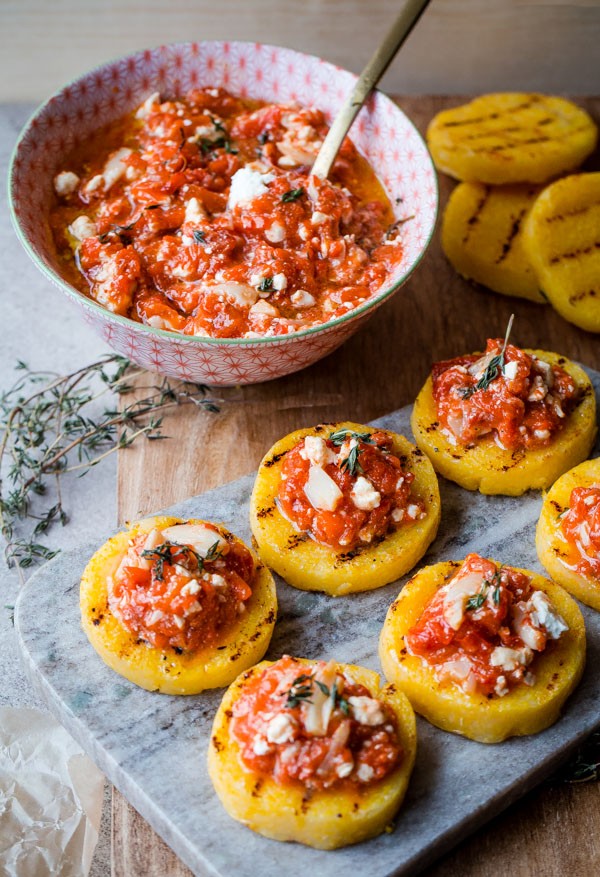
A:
[428,94,600,333]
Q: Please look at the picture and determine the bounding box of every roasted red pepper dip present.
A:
[276,429,425,552]
[432,340,579,450]
[560,486,600,579]
[107,522,254,651]
[230,656,402,790]
[406,554,568,698]
[49,88,404,339]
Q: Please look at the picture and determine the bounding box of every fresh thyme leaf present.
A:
[281,187,305,203]
[204,540,223,562]
[315,680,330,696]
[284,673,315,709]
[492,584,501,605]
[0,356,221,577]
[193,229,206,244]
[328,428,376,478]
[459,313,516,400]
[258,277,274,292]
[466,592,486,611]
[258,132,269,145]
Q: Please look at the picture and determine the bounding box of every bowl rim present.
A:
[8,39,438,348]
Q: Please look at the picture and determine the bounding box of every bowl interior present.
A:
[9,41,438,347]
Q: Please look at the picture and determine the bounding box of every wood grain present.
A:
[113,96,600,877]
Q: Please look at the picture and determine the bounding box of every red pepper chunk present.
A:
[560,486,600,579]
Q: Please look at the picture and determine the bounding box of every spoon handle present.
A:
[311,0,430,180]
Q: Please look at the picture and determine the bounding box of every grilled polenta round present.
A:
[379,560,586,743]
[411,351,596,496]
[442,182,545,302]
[523,173,600,332]
[249,422,441,596]
[536,457,600,610]
[207,659,417,849]
[80,515,277,694]
[427,93,597,184]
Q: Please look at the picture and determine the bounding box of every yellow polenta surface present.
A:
[379,560,585,743]
[250,422,441,596]
[207,659,416,849]
[80,515,277,694]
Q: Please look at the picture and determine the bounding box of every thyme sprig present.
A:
[281,187,305,203]
[460,313,515,400]
[141,539,222,582]
[466,570,502,612]
[0,355,220,579]
[328,428,376,478]
[283,672,349,714]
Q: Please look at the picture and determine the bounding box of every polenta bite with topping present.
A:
[249,422,441,596]
[536,458,600,611]
[379,554,585,743]
[411,321,597,495]
[207,656,416,849]
[80,516,277,694]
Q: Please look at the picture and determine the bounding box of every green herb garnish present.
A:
[285,673,315,709]
[466,592,486,612]
[281,187,305,203]
[258,277,274,292]
[193,229,206,244]
[459,314,515,399]
[141,538,222,582]
[328,428,376,478]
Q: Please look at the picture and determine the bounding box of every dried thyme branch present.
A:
[0,354,220,578]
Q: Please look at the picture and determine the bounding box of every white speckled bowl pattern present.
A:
[9,42,437,386]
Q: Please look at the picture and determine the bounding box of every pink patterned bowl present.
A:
[9,42,437,386]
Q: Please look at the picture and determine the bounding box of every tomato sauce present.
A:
[277,429,424,552]
[560,486,600,579]
[231,656,402,791]
[432,340,578,450]
[108,523,254,651]
[50,88,403,338]
[406,554,568,697]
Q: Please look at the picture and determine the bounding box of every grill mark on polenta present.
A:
[263,450,288,468]
[256,504,275,519]
[441,113,498,128]
[287,533,309,549]
[495,207,527,264]
[550,242,600,264]
[569,289,598,304]
[545,202,600,223]
[251,778,264,798]
[462,186,491,244]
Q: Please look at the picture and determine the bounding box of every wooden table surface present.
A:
[113,96,600,877]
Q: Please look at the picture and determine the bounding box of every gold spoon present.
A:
[311,0,431,180]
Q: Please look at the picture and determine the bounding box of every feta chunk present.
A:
[179,580,201,596]
[529,590,568,640]
[214,281,259,308]
[227,167,274,210]
[290,289,316,308]
[272,273,288,291]
[135,92,161,119]
[266,713,297,744]
[252,736,272,756]
[161,523,228,557]
[301,436,336,468]
[249,300,279,317]
[53,171,80,197]
[503,360,519,381]
[311,211,328,226]
[102,147,133,190]
[347,696,386,726]
[265,221,286,243]
[350,476,381,511]
[336,761,354,778]
[184,197,206,225]
[489,646,532,673]
[357,763,375,782]
[146,609,165,626]
[442,568,487,631]
[304,465,343,512]
[68,215,96,241]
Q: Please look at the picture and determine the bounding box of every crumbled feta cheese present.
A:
[209,573,227,588]
[503,360,519,381]
[350,476,381,511]
[213,281,259,308]
[391,508,405,522]
[252,736,272,756]
[534,429,550,441]
[489,646,531,673]
[172,615,185,629]
[347,696,386,726]
[529,590,568,640]
[84,174,105,194]
[357,764,375,782]
[53,171,79,197]
[161,523,228,557]
[494,675,509,697]
[184,197,206,225]
[227,167,274,210]
[266,713,297,744]
[406,504,420,519]
[442,569,488,630]
[304,465,343,512]
[146,609,165,626]
[311,211,328,226]
[290,289,316,308]
[265,221,286,243]
[68,215,96,241]
[180,580,201,596]
[272,273,287,291]
[301,436,337,468]
[336,761,354,778]
[102,147,133,190]
[249,300,279,318]
[135,92,161,119]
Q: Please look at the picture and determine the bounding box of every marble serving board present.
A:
[15,371,600,877]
